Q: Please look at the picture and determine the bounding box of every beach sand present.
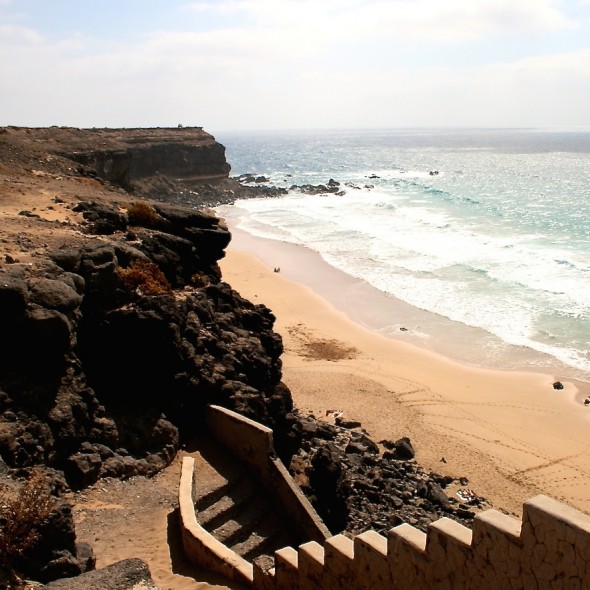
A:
[219,229,590,520]
[70,449,249,590]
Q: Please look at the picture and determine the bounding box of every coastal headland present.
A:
[1,125,590,589]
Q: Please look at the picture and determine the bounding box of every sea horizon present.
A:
[212,124,590,135]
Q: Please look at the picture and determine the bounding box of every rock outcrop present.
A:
[0,141,295,583]
[42,558,159,589]
[0,199,292,492]
[289,414,483,538]
[3,126,230,190]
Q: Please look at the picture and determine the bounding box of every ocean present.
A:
[213,128,590,383]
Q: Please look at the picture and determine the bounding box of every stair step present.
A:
[192,444,302,567]
[210,495,269,545]
[232,531,273,560]
[232,514,292,560]
[191,453,233,503]
[198,479,259,530]
[195,476,232,510]
[243,531,295,562]
[195,470,253,512]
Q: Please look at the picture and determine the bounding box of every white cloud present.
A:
[141,27,323,63]
[0,2,588,129]
[0,24,44,44]
[185,0,578,43]
[193,47,590,130]
[318,49,590,128]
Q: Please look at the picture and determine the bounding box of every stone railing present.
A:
[204,404,331,544]
[252,494,590,589]
[178,455,254,586]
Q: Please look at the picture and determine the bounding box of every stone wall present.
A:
[204,404,331,544]
[178,405,329,587]
[251,494,590,589]
[179,455,254,587]
[181,406,590,589]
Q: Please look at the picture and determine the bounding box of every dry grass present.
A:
[0,469,56,588]
[126,201,159,228]
[118,259,172,295]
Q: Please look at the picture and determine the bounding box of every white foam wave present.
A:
[221,188,590,375]
[217,129,590,377]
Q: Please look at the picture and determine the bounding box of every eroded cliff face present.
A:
[1,125,232,198]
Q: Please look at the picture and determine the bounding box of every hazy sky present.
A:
[1,0,590,132]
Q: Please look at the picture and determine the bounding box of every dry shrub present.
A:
[118,259,172,295]
[127,201,159,227]
[287,325,359,361]
[0,469,56,586]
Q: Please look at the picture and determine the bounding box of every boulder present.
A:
[42,558,159,589]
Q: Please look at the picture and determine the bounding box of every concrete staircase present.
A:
[194,456,297,563]
[179,406,331,587]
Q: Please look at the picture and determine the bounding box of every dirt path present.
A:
[69,446,249,590]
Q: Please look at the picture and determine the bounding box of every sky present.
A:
[1,0,590,133]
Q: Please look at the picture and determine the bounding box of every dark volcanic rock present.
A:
[42,558,158,589]
[0,147,298,582]
[290,413,480,536]
[0,197,292,494]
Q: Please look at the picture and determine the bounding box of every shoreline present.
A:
[219,223,590,519]
[223,221,590,402]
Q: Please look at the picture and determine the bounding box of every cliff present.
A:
[3,125,228,187]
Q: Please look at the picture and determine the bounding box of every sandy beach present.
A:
[219,227,590,520]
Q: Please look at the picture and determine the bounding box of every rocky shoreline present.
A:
[0,126,481,588]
